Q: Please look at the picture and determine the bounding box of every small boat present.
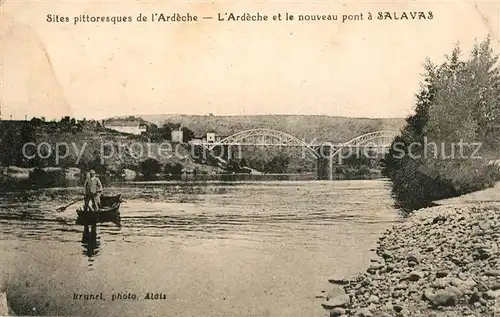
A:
[76,194,122,225]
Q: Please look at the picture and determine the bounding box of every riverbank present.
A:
[321,184,500,317]
[0,165,386,189]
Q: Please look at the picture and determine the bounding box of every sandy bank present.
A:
[432,182,500,207]
[0,289,15,316]
[322,186,500,317]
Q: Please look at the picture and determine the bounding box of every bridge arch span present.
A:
[329,130,398,158]
[207,128,321,158]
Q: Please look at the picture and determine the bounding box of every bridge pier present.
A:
[316,146,333,180]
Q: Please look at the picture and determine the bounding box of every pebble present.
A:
[367,295,379,304]
[322,294,350,309]
[354,308,373,317]
[330,307,346,317]
[484,290,500,299]
[330,279,351,285]
[322,204,500,316]
[431,289,459,307]
[408,271,423,282]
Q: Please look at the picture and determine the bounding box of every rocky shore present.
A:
[321,203,500,317]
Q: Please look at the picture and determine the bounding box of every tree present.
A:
[248,158,267,173]
[182,127,195,142]
[343,148,372,167]
[383,38,500,210]
[156,122,180,141]
[240,158,248,167]
[139,158,162,177]
[164,162,183,175]
[263,154,290,174]
[147,123,158,132]
[226,158,242,173]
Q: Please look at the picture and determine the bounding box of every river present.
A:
[0,179,401,317]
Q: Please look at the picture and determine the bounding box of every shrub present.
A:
[384,37,500,210]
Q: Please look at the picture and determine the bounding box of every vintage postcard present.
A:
[1,0,500,316]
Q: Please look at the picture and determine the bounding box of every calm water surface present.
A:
[0,180,401,317]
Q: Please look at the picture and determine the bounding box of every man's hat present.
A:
[89,169,96,174]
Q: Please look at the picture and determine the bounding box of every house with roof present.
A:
[206,130,221,143]
[171,127,184,143]
[104,120,147,135]
[187,131,222,145]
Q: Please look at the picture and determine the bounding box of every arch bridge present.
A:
[199,128,398,180]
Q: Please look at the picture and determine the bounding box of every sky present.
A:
[1,1,499,120]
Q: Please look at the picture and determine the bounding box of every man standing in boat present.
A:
[84,169,103,212]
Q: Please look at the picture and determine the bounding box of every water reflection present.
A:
[80,217,121,264]
[392,199,439,215]
[81,224,100,263]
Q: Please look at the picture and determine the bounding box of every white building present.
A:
[206,132,216,143]
[171,128,183,143]
[105,121,147,135]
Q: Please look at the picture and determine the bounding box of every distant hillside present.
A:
[132,115,406,142]
[0,120,221,174]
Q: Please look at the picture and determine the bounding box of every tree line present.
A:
[30,116,105,133]
[383,37,500,210]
